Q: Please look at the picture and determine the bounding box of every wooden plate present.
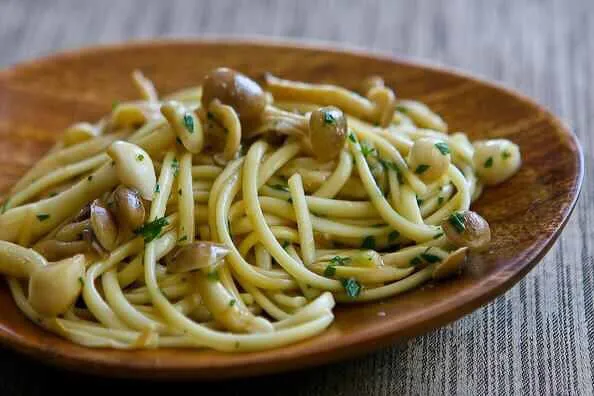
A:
[0,39,583,380]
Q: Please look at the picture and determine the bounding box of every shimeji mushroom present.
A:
[473,139,521,185]
[90,199,118,251]
[0,240,47,278]
[107,141,156,200]
[165,241,230,273]
[441,210,491,251]
[28,254,86,317]
[62,122,101,147]
[110,185,146,231]
[432,247,468,280]
[407,138,452,182]
[160,101,204,153]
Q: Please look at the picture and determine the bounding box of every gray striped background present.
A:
[0,0,592,394]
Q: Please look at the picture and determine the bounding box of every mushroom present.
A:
[201,67,267,131]
[90,199,118,251]
[441,210,491,251]
[33,239,90,261]
[166,241,230,273]
[0,240,47,278]
[473,139,522,185]
[160,101,204,153]
[256,105,348,161]
[28,254,86,317]
[407,138,451,182]
[111,185,145,231]
[107,141,156,200]
[55,219,91,242]
[62,122,100,147]
[432,247,468,280]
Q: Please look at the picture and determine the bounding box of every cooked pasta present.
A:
[0,68,521,351]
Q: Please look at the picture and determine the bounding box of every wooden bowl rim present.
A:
[0,37,584,380]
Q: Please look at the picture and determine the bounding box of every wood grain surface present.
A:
[0,0,592,395]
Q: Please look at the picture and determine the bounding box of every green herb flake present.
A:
[281,240,290,249]
[178,236,188,242]
[361,236,376,250]
[324,265,337,277]
[348,131,357,143]
[435,142,450,155]
[36,213,50,221]
[111,100,120,110]
[360,142,377,157]
[433,232,444,239]
[1,198,10,214]
[134,217,169,242]
[136,154,144,162]
[183,113,194,133]
[484,157,494,168]
[420,250,442,263]
[171,158,180,176]
[207,271,219,282]
[87,175,93,181]
[502,151,511,160]
[49,192,59,197]
[415,164,430,175]
[416,198,424,206]
[78,277,84,286]
[329,256,351,266]
[155,183,160,193]
[410,256,423,266]
[437,196,444,205]
[323,111,336,125]
[229,299,237,307]
[342,278,361,298]
[388,230,400,242]
[448,212,466,233]
[176,137,183,145]
[287,198,293,204]
[178,189,182,196]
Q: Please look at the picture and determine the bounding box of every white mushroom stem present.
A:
[0,240,47,278]
[28,254,86,317]
[0,126,174,243]
[107,141,156,200]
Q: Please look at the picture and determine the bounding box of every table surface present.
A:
[0,0,592,394]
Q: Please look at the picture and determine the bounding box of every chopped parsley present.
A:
[134,217,169,242]
[361,236,376,250]
[287,197,293,203]
[207,271,219,281]
[229,299,237,307]
[183,113,194,133]
[324,265,337,277]
[171,158,180,176]
[49,192,59,197]
[136,153,144,161]
[87,175,93,181]
[342,278,361,298]
[437,196,444,205]
[78,277,84,286]
[484,157,494,168]
[388,230,400,242]
[281,240,290,249]
[410,256,423,266]
[415,164,430,175]
[348,131,357,143]
[176,137,183,145]
[36,213,50,221]
[396,105,408,113]
[111,100,120,110]
[178,189,182,196]
[502,151,511,160]
[420,248,442,263]
[155,183,160,193]
[329,256,351,266]
[360,142,376,157]
[435,142,450,155]
[323,111,336,125]
[416,197,424,206]
[448,212,466,233]
[433,232,444,239]
[1,198,10,213]
[178,235,188,242]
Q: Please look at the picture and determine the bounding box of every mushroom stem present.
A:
[0,240,47,278]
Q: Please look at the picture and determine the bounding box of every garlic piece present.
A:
[107,141,156,200]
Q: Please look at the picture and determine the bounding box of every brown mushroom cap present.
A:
[90,199,118,251]
[112,186,145,230]
[441,210,491,251]
[308,106,348,161]
[201,68,266,131]
[166,241,230,273]
[33,239,90,261]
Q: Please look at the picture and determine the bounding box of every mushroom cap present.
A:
[201,67,266,131]
[441,210,491,251]
[308,106,348,161]
[166,241,230,273]
[432,247,468,280]
[90,199,118,251]
[112,186,145,231]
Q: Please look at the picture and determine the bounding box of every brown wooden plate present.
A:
[0,39,583,380]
